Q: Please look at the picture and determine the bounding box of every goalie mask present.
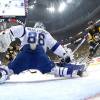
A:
[34,22,45,29]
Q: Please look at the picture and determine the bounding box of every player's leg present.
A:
[0,65,14,83]
[50,63,86,78]
[0,44,56,83]
[36,46,86,78]
[0,51,26,83]
[0,44,37,83]
[34,45,55,74]
[89,41,96,57]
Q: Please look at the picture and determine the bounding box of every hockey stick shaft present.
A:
[28,70,37,74]
[72,38,86,54]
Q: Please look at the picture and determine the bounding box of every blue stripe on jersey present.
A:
[51,42,60,52]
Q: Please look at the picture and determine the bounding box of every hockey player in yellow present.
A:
[86,21,100,57]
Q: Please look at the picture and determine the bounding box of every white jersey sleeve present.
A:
[46,32,57,50]
[10,25,24,38]
[45,31,67,58]
[64,46,75,62]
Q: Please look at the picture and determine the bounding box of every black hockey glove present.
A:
[61,56,71,63]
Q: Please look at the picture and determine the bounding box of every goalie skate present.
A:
[0,67,9,84]
[71,63,88,77]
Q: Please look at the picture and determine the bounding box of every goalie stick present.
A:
[28,70,37,74]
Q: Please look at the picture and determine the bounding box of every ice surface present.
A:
[0,61,100,100]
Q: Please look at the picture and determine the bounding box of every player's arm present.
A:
[10,25,25,38]
[46,32,71,63]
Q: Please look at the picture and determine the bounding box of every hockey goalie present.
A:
[0,22,87,83]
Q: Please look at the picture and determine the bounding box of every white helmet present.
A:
[34,22,45,29]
